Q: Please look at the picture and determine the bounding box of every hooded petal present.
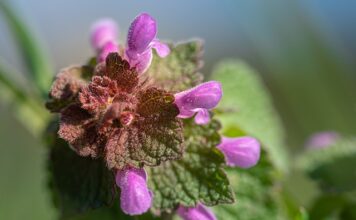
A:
[90,18,118,50]
[151,39,170,57]
[217,136,261,168]
[127,13,156,53]
[175,81,222,118]
[116,168,152,215]
[194,109,210,125]
[177,204,217,220]
[126,49,153,74]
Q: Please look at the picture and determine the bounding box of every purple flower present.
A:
[115,167,152,215]
[217,136,260,168]
[90,18,119,62]
[174,81,222,125]
[98,41,119,62]
[306,131,339,149]
[125,13,170,74]
[90,18,118,50]
[177,204,217,220]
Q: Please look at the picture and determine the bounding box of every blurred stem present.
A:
[0,1,53,96]
[0,62,49,138]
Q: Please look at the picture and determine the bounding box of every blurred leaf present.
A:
[47,124,117,219]
[146,40,203,92]
[213,151,282,220]
[0,1,53,95]
[309,194,346,220]
[148,119,234,212]
[211,60,288,172]
[297,138,356,193]
[0,62,48,136]
[64,201,160,220]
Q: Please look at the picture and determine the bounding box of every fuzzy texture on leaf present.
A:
[55,53,184,170]
[146,40,204,92]
[213,150,281,220]
[46,65,92,112]
[47,122,117,218]
[211,60,288,172]
[148,119,234,212]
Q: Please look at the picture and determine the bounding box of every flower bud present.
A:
[217,136,260,168]
[115,167,152,215]
[90,18,118,50]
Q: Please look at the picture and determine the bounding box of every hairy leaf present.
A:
[56,53,185,170]
[297,138,356,193]
[148,119,234,212]
[211,60,288,172]
[46,65,92,112]
[146,40,204,92]
[47,123,117,218]
[213,151,282,220]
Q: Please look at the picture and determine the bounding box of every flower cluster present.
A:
[47,13,261,219]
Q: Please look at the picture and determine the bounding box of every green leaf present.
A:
[64,201,161,220]
[213,151,282,220]
[148,119,234,212]
[296,138,356,193]
[309,194,347,220]
[211,60,288,172]
[47,123,117,219]
[0,1,53,95]
[0,62,49,136]
[146,40,203,92]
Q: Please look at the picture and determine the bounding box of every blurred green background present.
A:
[0,0,355,219]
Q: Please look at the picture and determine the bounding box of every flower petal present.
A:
[126,49,153,74]
[98,42,119,62]
[194,109,210,125]
[177,204,217,220]
[175,81,222,118]
[90,18,118,50]
[151,39,170,57]
[116,167,152,215]
[127,13,157,53]
[217,136,260,168]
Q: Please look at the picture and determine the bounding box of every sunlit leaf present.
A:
[211,60,289,172]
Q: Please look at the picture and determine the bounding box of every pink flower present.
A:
[115,167,152,215]
[177,203,217,220]
[125,13,170,74]
[174,81,222,125]
[217,136,261,168]
[90,18,119,62]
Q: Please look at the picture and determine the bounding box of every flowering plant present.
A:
[3,3,354,220]
[46,13,262,219]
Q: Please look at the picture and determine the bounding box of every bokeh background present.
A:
[0,0,355,219]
